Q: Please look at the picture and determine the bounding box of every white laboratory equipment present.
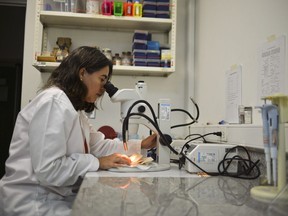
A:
[104,81,173,172]
[251,95,288,203]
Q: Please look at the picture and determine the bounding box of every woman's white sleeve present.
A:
[89,126,141,157]
[29,98,99,187]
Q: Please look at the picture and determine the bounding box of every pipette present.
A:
[267,105,278,186]
[259,105,272,184]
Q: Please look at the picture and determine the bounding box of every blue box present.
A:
[147,59,160,67]
[133,39,148,50]
[133,43,147,50]
[133,58,147,66]
[146,50,160,59]
[157,3,170,11]
[147,41,160,50]
[143,12,156,18]
[143,2,157,11]
[133,31,151,40]
[156,11,170,18]
[133,49,147,58]
[157,0,170,2]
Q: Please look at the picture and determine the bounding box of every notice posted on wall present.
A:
[258,35,286,99]
[225,65,242,124]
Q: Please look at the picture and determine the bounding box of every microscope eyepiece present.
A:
[104,81,118,98]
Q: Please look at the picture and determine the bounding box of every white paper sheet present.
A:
[258,35,286,99]
[225,65,242,123]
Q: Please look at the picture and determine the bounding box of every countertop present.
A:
[71,164,287,216]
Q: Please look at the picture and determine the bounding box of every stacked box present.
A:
[132,30,161,67]
[132,30,149,66]
[147,41,160,67]
[143,0,170,19]
[156,0,170,18]
[142,0,157,18]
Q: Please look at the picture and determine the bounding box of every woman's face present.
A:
[80,66,109,103]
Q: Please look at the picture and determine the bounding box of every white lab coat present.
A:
[0,87,141,216]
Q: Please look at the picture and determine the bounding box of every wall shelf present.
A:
[33,62,173,77]
[33,0,177,77]
[39,11,173,32]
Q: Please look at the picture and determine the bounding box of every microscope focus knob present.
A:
[137,105,146,113]
[160,134,172,146]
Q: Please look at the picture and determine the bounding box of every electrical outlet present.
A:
[203,125,227,142]
[219,126,227,142]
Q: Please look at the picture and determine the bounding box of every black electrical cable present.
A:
[190,97,200,120]
[171,108,197,129]
[184,133,208,142]
[179,144,261,180]
[125,99,159,128]
[170,97,200,129]
[122,112,178,155]
[180,132,222,157]
[122,99,176,158]
[121,98,260,180]
[217,146,261,179]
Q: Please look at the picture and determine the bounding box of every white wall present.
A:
[193,0,288,125]
[21,0,190,138]
[23,0,287,145]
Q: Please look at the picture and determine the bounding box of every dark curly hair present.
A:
[42,46,113,112]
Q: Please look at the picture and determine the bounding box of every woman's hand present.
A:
[141,133,157,149]
[98,153,131,170]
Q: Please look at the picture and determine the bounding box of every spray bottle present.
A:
[124,0,133,16]
[101,0,112,15]
[133,0,142,17]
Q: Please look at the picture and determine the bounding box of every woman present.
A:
[0,46,157,215]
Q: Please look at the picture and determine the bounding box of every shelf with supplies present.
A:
[39,11,173,32]
[33,0,177,77]
[33,62,174,77]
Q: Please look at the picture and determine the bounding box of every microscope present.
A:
[104,81,173,171]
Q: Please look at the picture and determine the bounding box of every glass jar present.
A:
[127,51,132,66]
[113,53,122,65]
[102,48,113,61]
[121,51,131,66]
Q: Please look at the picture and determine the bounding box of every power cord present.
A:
[170,97,200,129]
[121,99,260,180]
[122,100,178,155]
[180,132,223,157]
[179,144,261,180]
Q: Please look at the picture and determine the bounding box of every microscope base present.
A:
[108,163,170,172]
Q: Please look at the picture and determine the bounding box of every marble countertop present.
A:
[71,164,287,216]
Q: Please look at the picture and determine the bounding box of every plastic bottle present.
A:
[114,2,123,16]
[101,0,112,15]
[86,0,100,14]
[124,0,133,16]
[133,0,142,17]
